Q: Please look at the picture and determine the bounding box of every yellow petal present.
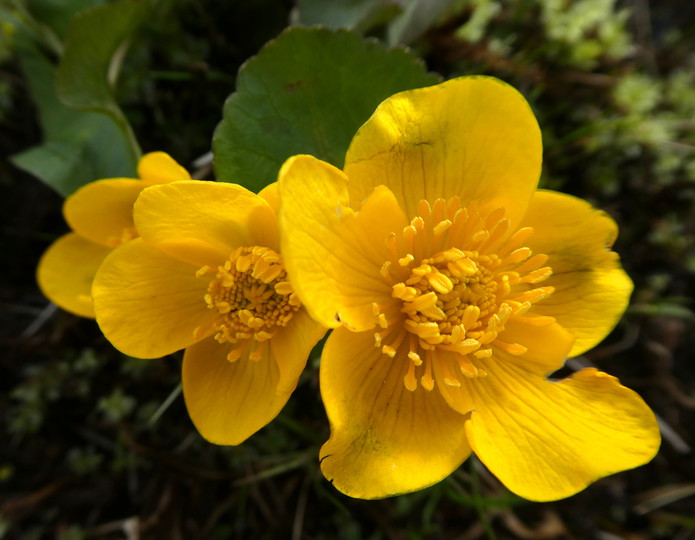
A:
[432,320,574,415]
[92,238,216,358]
[183,334,296,445]
[497,319,575,376]
[279,155,407,331]
[319,328,472,499]
[465,361,661,502]
[134,180,279,268]
[270,308,327,394]
[63,179,143,247]
[137,151,191,185]
[36,232,111,318]
[520,190,634,357]
[258,182,280,213]
[345,76,541,227]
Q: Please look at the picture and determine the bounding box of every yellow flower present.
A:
[92,180,326,445]
[36,152,191,317]
[278,76,661,501]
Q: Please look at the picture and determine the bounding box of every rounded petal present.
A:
[183,334,297,446]
[465,362,661,502]
[137,152,191,184]
[64,179,143,247]
[270,308,327,394]
[258,182,280,213]
[520,190,634,357]
[497,319,575,376]
[435,320,574,415]
[279,155,407,331]
[319,328,472,499]
[93,239,216,358]
[134,181,279,269]
[36,232,111,318]
[345,76,541,227]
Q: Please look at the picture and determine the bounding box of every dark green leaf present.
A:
[26,0,107,40]
[55,0,149,117]
[213,27,439,191]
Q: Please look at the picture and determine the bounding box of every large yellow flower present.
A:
[278,76,660,502]
[36,152,191,317]
[92,180,326,444]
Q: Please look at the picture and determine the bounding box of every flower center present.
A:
[373,198,555,392]
[197,246,301,362]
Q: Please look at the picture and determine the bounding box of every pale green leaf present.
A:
[7,14,138,195]
[387,0,458,45]
[55,0,148,116]
[296,0,402,33]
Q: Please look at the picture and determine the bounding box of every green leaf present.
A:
[295,0,459,46]
[296,0,403,34]
[8,20,138,195]
[12,115,136,196]
[386,0,458,45]
[25,0,107,40]
[55,0,148,163]
[629,302,695,320]
[56,0,148,116]
[213,27,440,192]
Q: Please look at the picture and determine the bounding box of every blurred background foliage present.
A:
[1,0,694,538]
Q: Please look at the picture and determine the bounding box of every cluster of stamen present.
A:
[196,246,300,363]
[373,198,555,392]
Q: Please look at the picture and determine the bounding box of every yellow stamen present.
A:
[371,198,557,392]
[495,340,528,356]
[200,246,300,361]
[404,360,418,391]
[399,254,415,266]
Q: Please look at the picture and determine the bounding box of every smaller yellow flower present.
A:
[92,180,326,444]
[36,152,191,317]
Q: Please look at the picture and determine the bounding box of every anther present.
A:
[377,198,557,392]
[399,254,415,266]
[203,246,300,356]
